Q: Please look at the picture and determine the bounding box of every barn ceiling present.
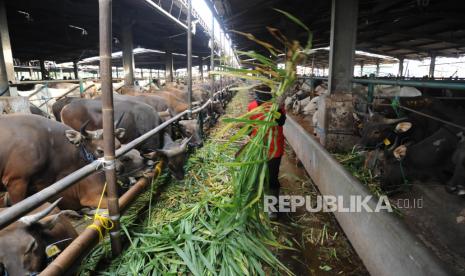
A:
[216,0,465,60]
[6,0,212,65]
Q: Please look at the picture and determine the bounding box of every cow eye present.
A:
[25,240,37,255]
[96,148,104,156]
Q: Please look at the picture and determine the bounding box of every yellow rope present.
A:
[86,162,164,242]
[86,182,114,242]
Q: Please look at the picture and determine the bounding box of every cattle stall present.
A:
[1,0,465,275]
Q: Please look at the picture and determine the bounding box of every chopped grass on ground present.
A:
[79,89,291,275]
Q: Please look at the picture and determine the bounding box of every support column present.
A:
[0,40,9,96]
[121,16,134,86]
[165,50,174,83]
[429,53,436,79]
[398,57,404,77]
[39,59,49,80]
[320,0,359,150]
[0,0,15,83]
[199,57,204,81]
[375,59,380,76]
[210,14,215,98]
[73,60,79,79]
[98,0,122,256]
[187,0,192,114]
[360,61,364,76]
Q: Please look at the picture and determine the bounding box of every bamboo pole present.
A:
[98,0,122,256]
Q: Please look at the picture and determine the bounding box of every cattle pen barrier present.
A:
[0,84,232,229]
[284,116,450,276]
[0,83,233,275]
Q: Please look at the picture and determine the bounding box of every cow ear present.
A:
[143,151,163,160]
[393,145,407,160]
[395,122,412,133]
[115,128,126,140]
[65,130,84,146]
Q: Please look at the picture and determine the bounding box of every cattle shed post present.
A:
[121,15,135,86]
[429,53,436,78]
[0,0,15,85]
[39,60,49,80]
[375,59,380,76]
[320,0,359,151]
[359,60,364,76]
[0,35,8,96]
[398,57,404,77]
[199,56,204,81]
[187,0,193,115]
[73,60,79,79]
[98,0,122,256]
[210,14,215,98]
[165,50,174,83]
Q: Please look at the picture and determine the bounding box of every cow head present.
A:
[65,117,126,160]
[0,199,72,276]
[356,109,409,149]
[144,136,191,180]
[178,119,203,147]
[116,148,147,185]
[211,100,224,115]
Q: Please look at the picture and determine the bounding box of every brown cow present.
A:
[0,114,125,209]
[0,199,78,275]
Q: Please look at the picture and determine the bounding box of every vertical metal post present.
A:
[210,15,215,98]
[187,0,192,115]
[121,15,134,86]
[429,53,436,79]
[398,57,404,77]
[0,0,14,84]
[311,54,315,76]
[0,35,8,96]
[98,0,122,256]
[165,51,174,82]
[73,60,79,79]
[39,60,49,80]
[199,57,204,81]
[360,61,364,76]
[375,59,380,77]
[219,32,223,91]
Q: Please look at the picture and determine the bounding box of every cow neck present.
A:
[79,143,96,163]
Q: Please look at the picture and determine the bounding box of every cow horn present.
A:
[382,117,408,125]
[158,109,171,117]
[19,198,62,226]
[80,120,90,135]
[115,112,125,128]
[181,136,192,149]
[368,107,374,117]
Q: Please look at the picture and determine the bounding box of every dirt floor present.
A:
[274,143,368,275]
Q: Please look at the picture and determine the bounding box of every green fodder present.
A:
[82,89,291,275]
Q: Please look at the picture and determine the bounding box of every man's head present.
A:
[254,85,272,105]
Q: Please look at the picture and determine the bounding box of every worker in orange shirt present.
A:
[247,85,286,219]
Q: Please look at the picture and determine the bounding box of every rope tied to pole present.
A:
[86,182,114,242]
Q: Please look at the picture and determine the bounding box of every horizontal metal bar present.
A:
[283,116,449,276]
[0,163,99,229]
[353,78,465,90]
[0,87,231,231]
[115,110,188,158]
[299,76,465,90]
[143,0,188,30]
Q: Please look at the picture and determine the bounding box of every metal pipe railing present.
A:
[298,76,465,91]
[0,85,232,231]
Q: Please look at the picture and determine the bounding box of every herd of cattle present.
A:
[286,78,465,196]
[0,79,233,275]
